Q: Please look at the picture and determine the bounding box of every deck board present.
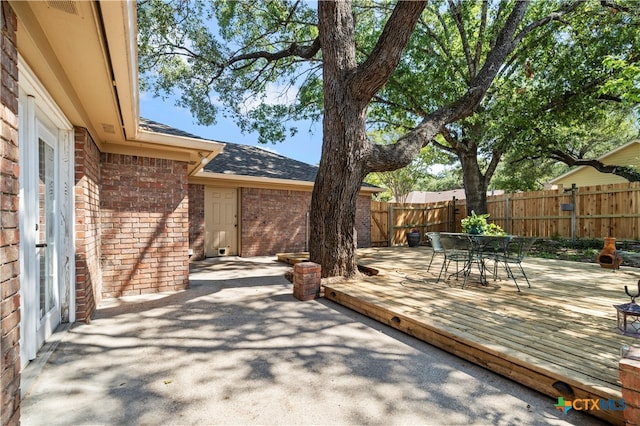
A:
[312,246,639,425]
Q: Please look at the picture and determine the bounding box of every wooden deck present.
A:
[280,246,640,425]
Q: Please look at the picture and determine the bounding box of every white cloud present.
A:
[241,83,298,112]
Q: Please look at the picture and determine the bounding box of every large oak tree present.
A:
[138,0,602,278]
[367,0,639,213]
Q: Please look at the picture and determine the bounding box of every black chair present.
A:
[471,234,513,284]
[492,237,537,291]
[426,232,444,272]
[437,234,473,286]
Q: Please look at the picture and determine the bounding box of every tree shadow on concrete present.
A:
[21,261,605,425]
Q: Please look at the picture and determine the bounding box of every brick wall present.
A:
[189,185,372,259]
[240,188,311,256]
[188,184,205,261]
[239,187,372,257]
[620,347,640,425]
[74,127,101,322]
[1,2,21,424]
[100,154,189,297]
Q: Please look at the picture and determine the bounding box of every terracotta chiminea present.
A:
[598,237,622,269]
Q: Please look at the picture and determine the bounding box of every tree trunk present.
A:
[310,1,426,278]
[309,125,368,278]
[463,168,488,216]
[308,0,523,277]
[308,48,369,276]
[309,1,368,278]
[460,142,489,215]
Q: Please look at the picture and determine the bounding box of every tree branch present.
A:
[439,126,461,153]
[484,149,503,185]
[365,1,531,173]
[473,1,489,76]
[364,1,592,176]
[599,0,633,13]
[539,76,609,112]
[416,1,530,129]
[416,11,468,84]
[448,0,475,79]
[227,37,321,66]
[512,1,585,46]
[352,1,427,102]
[550,150,640,181]
[371,94,427,119]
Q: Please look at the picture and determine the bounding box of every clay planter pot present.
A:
[598,237,623,269]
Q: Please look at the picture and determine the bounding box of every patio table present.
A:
[438,233,513,288]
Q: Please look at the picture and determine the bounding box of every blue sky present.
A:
[139,92,323,166]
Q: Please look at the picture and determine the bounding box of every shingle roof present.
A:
[140,117,209,140]
[140,117,318,182]
[140,117,377,188]
[204,142,318,182]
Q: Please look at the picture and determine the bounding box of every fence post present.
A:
[424,205,428,233]
[451,197,457,232]
[388,204,393,247]
[571,183,577,240]
[505,196,510,234]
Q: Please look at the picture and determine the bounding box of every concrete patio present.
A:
[21,256,604,425]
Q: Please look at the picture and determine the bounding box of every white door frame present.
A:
[18,57,75,364]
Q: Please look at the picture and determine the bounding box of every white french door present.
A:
[19,57,75,366]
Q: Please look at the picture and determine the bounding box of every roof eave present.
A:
[189,171,382,193]
[132,128,224,175]
[99,0,139,141]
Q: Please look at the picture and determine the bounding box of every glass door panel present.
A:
[36,133,59,347]
[38,138,56,318]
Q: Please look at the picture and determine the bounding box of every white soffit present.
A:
[12,0,124,147]
[12,0,222,163]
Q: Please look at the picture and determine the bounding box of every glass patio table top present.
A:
[437,233,514,287]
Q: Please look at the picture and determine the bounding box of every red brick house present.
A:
[140,119,376,260]
[0,2,374,423]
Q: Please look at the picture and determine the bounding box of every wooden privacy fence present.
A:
[371,182,640,246]
[371,200,467,247]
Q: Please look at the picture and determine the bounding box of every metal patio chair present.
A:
[472,234,513,282]
[492,236,537,291]
[426,232,444,272]
[437,233,474,286]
